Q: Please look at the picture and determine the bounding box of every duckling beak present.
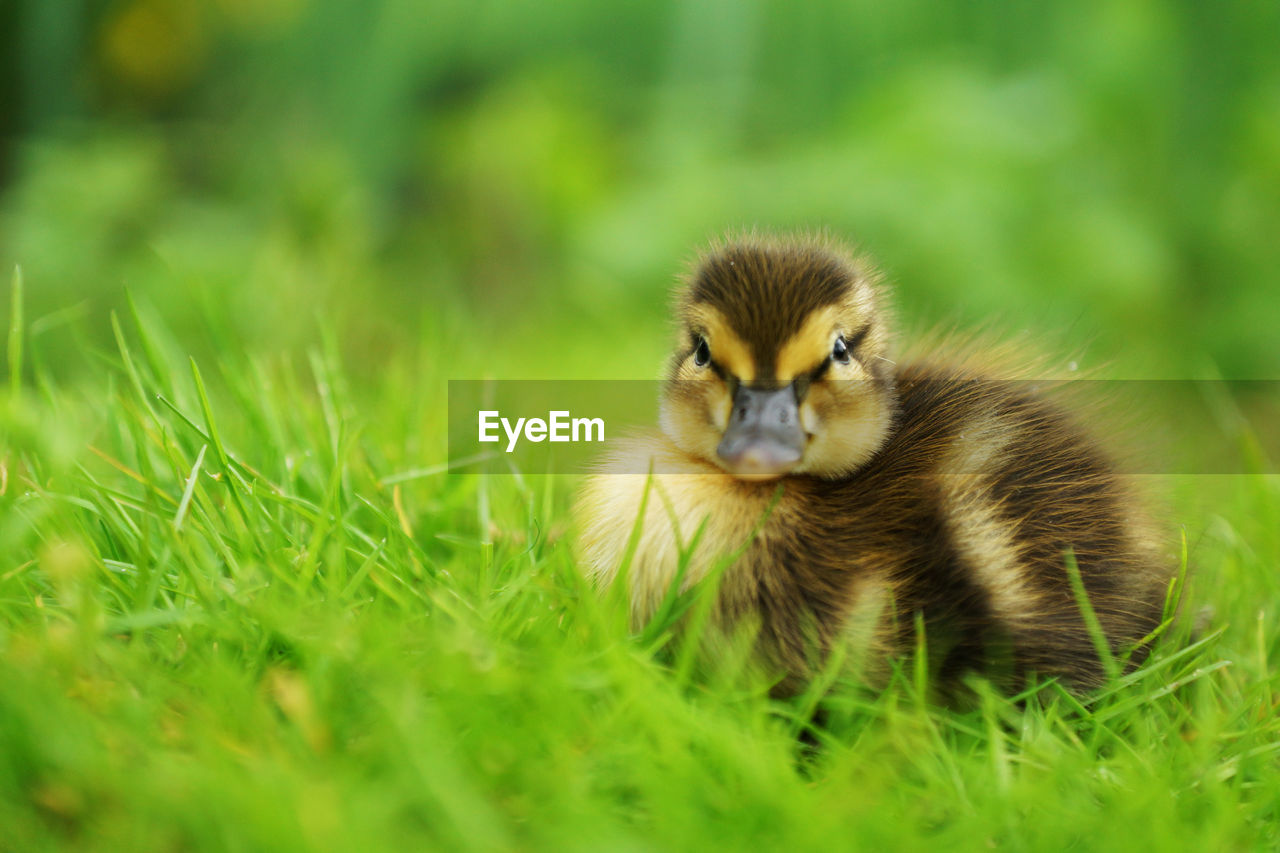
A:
[716,385,806,480]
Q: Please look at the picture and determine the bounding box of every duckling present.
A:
[575,234,1170,696]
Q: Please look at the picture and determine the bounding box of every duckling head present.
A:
[660,236,897,481]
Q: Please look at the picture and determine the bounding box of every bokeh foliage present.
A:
[3,0,1279,379]
[2,1,1280,849]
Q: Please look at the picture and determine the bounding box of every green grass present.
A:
[3,2,1279,847]
[2,275,1279,851]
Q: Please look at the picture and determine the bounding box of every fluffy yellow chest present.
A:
[574,433,780,626]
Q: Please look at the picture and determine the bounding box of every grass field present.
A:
[3,1,1280,848]
[2,263,1279,850]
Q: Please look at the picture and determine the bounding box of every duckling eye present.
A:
[832,335,850,364]
[693,337,711,367]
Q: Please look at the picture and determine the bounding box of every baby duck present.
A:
[576,234,1169,696]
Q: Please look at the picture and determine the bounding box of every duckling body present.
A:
[576,236,1168,695]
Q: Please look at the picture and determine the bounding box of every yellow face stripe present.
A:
[775,306,839,382]
[686,304,756,381]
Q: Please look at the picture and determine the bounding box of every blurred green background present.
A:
[3,5,1280,848]
[2,0,1278,388]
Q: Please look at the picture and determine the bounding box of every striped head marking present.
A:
[660,237,898,480]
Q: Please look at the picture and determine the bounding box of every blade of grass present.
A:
[174,444,208,531]
[1064,548,1121,683]
[8,265,22,404]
